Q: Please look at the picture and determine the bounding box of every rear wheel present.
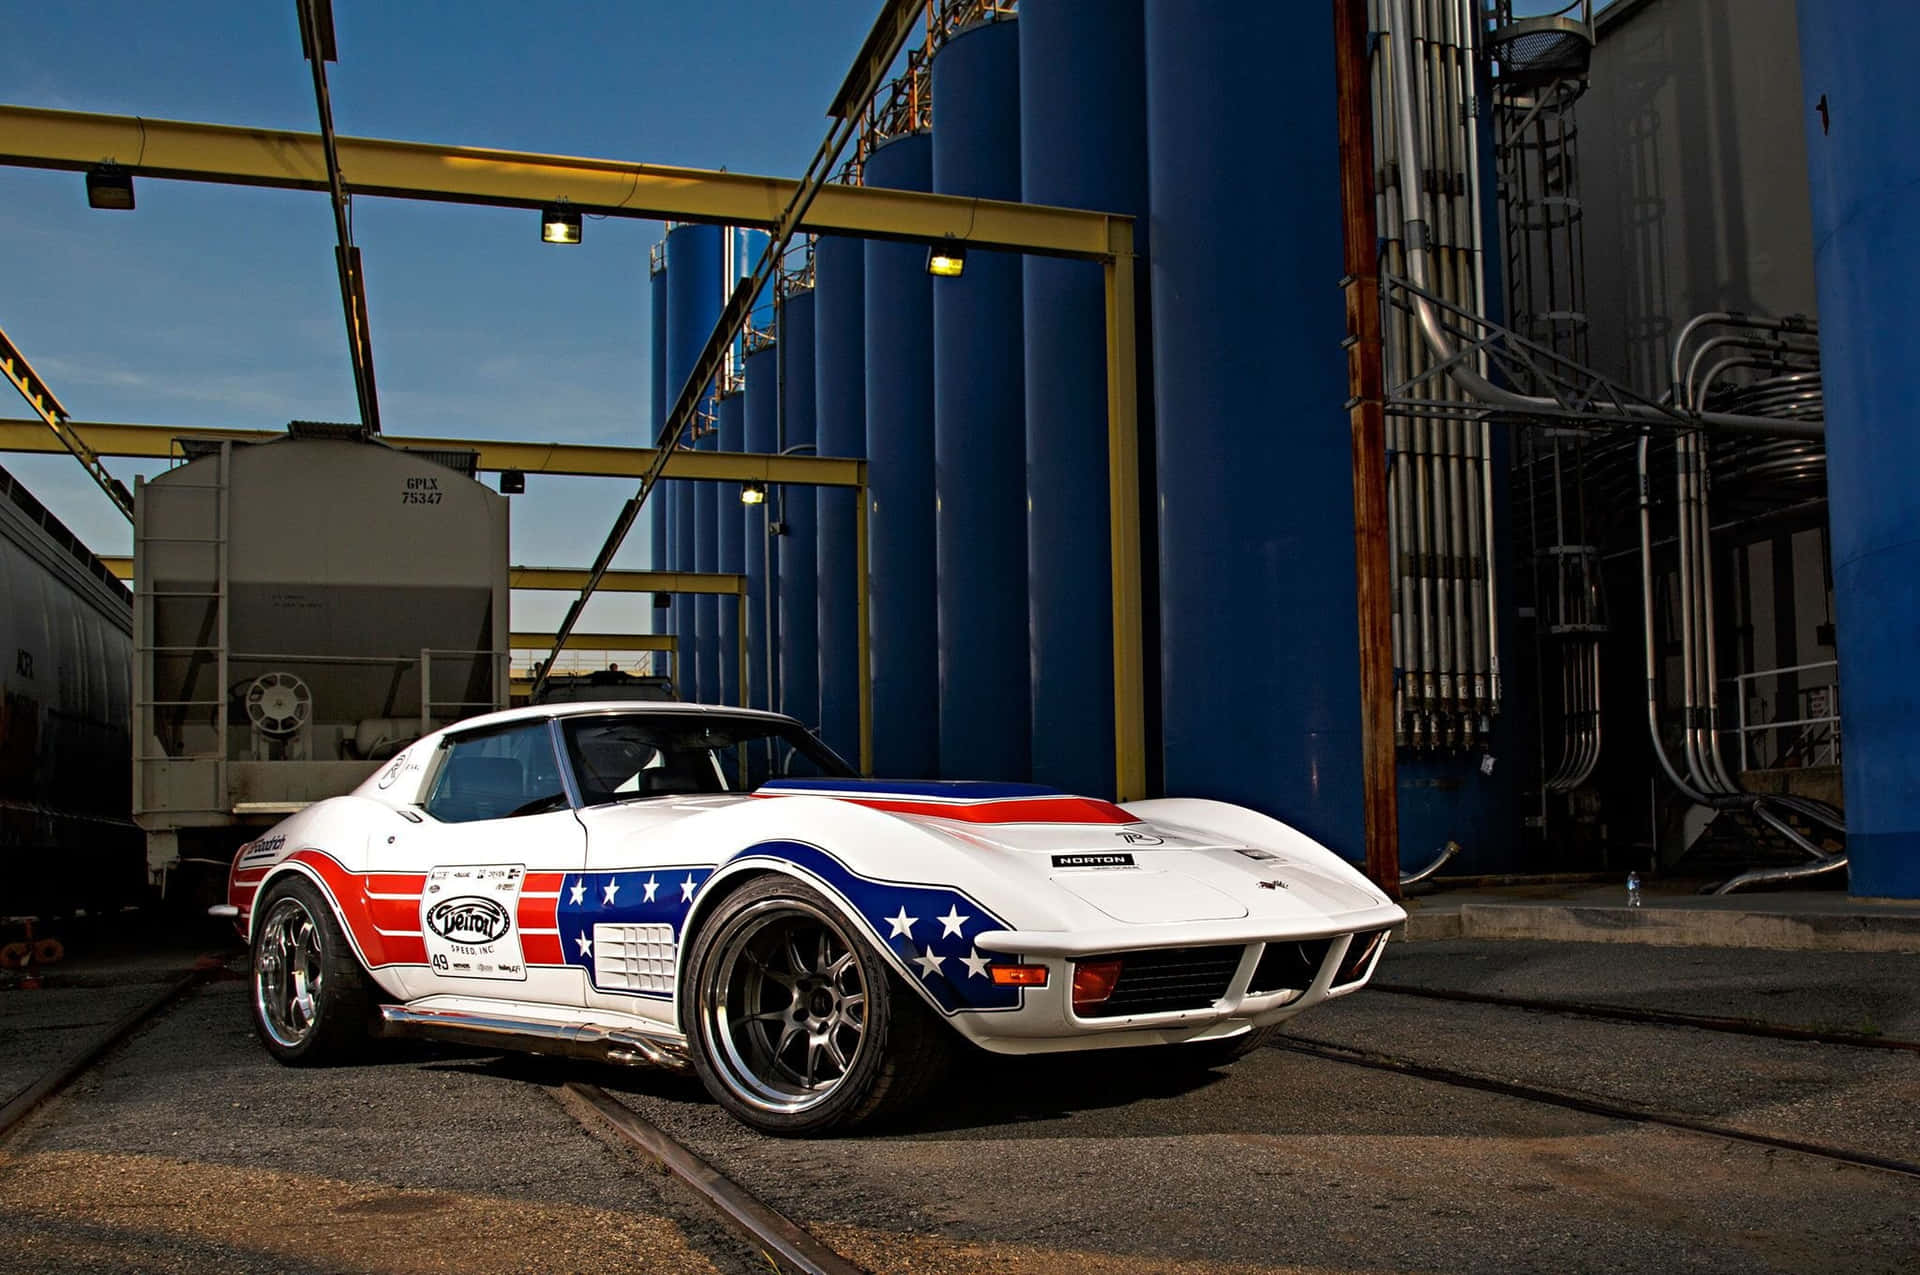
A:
[685,876,948,1136]
[250,875,375,1064]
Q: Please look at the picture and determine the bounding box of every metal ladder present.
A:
[132,441,231,816]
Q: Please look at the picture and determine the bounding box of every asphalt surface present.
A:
[0,937,1914,1274]
[1374,940,1920,1039]
[0,975,776,1274]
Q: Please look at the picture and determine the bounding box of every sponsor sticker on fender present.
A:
[1051,853,1137,869]
[421,864,527,981]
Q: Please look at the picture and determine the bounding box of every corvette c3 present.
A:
[226,702,1405,1135]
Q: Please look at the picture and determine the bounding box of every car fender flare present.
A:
[678,841,1018,1036]
[248,851,405,998]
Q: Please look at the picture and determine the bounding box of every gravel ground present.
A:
[600,1015,1920,1274]
[3,939,1916,1274]
[1374,940,1920,1039]
[1292,993,1920,1164]
[0,979,773,1274]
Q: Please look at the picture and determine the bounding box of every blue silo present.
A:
[1799,5,1920,899]
[666,222,723,699]
[1019,0,1150,800]
[777,286,821,734]
[649,249,668,652]
[1143,4,1362,853]
[863,133,940,780]
[716,387,745,707]
[815,232,866,766]
[931,16,1029,781]
[745,340,780,716]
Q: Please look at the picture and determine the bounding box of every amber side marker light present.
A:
[1072,958,1124,1012]
[989,964,1049,987]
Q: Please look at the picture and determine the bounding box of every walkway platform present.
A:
[1397,878,1920,953]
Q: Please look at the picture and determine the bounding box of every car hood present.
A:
[744,781,1391,927]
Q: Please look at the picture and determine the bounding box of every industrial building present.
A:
[1,0,1914,908]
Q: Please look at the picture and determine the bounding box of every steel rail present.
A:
[0,961,215,1141]
[1368,983,1920,1054]
[1273,1035,1920,1180]
[558,1082,867,1275]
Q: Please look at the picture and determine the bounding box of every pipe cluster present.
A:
[1637,315,1845,890]
[1374,0,1502,753]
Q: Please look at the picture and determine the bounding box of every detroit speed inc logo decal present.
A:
[424,896,512,944]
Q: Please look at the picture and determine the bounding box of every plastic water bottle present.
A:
[1626,871,1642,908]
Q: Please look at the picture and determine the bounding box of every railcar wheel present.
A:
[685,876,948,1136]
[249,875,375,1064]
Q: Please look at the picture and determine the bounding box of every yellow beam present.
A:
[510,567,744,596]
[509,632,675,653]
[105,558,745,603]
[0,105,1126,262]
[1105,224,1148,802]
[0,419,865,486]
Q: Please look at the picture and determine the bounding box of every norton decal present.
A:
[421,865,527,981]
[1051,852,1136,869]
[240,834,286,863]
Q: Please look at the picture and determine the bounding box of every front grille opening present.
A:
[1334,929,1389,985]
[1075,944,1243,1018]
[1248,938,1334,995]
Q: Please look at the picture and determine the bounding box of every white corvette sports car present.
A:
[228,702,1406,1134]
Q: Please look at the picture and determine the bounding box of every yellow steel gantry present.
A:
[0,102,1145,798]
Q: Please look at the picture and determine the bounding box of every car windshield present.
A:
[559,711,853,806]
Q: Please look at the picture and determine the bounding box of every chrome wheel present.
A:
[701,899,869,1114]
[254,894,327,1048]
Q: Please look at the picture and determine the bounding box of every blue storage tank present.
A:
[932,16,1030,781]
[815,232,866,765]
[1799,5,1920,898]
[745,340,780,716]
[666,222,723,701]
[649,251,668,654]
[716,387,745,707]
[778,286,821,733]
[863,133,940,780]
[1144,3,1362,852]
[1019,0,1149,799]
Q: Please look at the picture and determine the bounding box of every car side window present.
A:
[422,722,569,823]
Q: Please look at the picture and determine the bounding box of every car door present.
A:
[380,718,587,1007]
[559,713,728,1029]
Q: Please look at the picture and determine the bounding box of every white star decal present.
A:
[938,905,970,938]
[642,875,659,902]
[602,879,620,906]
[567,878,586,906]
[959,949,991,979]
[575,931,593,958]
[886,906,918,939]
[913,945,946,980]
[679,874,698,902]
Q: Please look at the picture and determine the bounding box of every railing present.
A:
[1732,659,1841,771]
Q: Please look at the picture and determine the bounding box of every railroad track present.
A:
[0,958,220,1143]
[1277,1020,1920,1181]
[1370,982,1920,1054]
[555,1082,867,1275]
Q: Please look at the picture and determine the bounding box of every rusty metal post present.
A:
[1335,0,1401,899]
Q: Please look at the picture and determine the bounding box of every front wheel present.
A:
[250,875,376,1064]
[684,876,948,1135]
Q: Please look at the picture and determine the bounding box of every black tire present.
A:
[683,875,950,1136]
[1162,1023,1280,1070]
[249,874,377,1065]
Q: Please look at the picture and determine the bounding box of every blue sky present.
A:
[0,0,878,646]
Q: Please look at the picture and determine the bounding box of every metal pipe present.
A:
[1399,838,1461,886]
[1383,1,1821,441]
